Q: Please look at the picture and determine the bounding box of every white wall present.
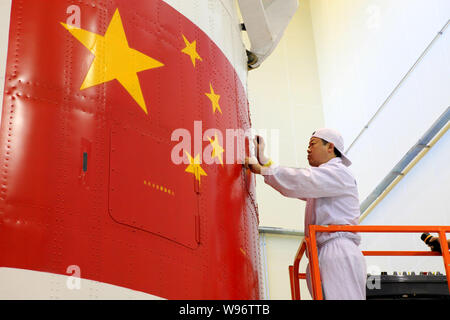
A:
[309,0,450,201]
[249,0,324,230]
[308,0,450,276]
[260,234,312,300]
[251,0,449,299]
[247,0,323,299]
[361,129,449,274]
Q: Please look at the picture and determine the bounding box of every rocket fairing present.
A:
[0,0,297,299]
[0,0,260,299]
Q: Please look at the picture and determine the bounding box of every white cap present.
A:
[312,128,352,167]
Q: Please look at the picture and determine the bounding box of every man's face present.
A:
[307,137,333,167]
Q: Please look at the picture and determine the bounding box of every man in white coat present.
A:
[245,128,367,300]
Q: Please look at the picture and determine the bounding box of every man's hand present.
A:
[426,236,442,252]
[253,135,270,165]
[244,156,262,175]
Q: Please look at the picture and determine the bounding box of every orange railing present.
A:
[289,225,450,300]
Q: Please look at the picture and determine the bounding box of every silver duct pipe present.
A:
[360,106,450,218]
[258,226,304,236]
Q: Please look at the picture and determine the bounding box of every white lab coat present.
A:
[262,157,367,300]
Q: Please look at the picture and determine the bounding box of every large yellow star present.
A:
[207,133,224,165]
[205,83,222,114]
[184,151,207,184]
[61,9,164,115]
[181,34,202,67]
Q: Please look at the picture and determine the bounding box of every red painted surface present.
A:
[0,0,261,299]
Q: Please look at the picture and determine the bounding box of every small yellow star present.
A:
[181,34,202,67]
[207,133,224,165]
[205,83,222,114]
[184,151,207,184]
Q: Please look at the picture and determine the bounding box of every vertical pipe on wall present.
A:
[259,233,271,299]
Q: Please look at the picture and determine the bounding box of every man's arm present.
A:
[245,156,355,199]
[262,165,356,199]
[244,135,356,199]
[245,157,309,201]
